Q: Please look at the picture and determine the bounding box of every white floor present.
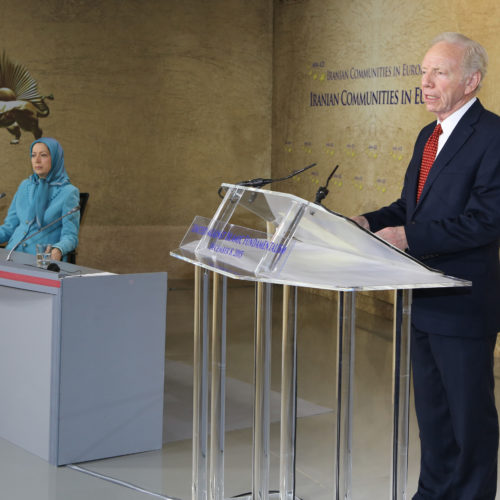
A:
[1,282,498,499]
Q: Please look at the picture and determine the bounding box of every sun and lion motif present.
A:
[0,51,53,144]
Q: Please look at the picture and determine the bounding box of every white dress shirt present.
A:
[437,97,477,155]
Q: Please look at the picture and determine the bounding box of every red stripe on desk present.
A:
[0,270,61,288]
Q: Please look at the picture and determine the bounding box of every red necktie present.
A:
[417,123,442,201]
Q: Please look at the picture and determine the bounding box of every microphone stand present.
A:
[6,206,80,262]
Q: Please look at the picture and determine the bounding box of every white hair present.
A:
[431,32,488,89]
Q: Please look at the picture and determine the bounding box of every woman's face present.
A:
[31,142,51,179]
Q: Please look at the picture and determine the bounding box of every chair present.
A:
[67,192,89,265]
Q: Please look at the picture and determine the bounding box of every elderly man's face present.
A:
[421,41,479,121]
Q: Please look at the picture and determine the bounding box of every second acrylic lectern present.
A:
[171,183,469,500]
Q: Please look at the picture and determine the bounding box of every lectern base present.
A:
[232,493,302,500]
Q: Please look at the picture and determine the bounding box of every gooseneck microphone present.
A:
[237,162,317,188]
[315,165,339,205]
[218,163,318,198]
[6,205,80,262]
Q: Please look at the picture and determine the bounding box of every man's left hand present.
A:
[374,226,408,250]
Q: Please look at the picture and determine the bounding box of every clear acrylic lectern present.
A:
[170,183,469,500]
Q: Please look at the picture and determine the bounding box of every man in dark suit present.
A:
[353,32,500,499]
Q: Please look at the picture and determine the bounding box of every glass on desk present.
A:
[36,243,52,268]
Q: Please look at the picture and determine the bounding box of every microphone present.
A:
[237,162,317,188]
[46,262,61,272]
[0,193,6,200]
[6,205,80,262]
[315,165,339,205]
[218,163,318,198]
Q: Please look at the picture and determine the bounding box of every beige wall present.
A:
[272,0,500,311]
[0,0,273,276]
[273,0,500,212]
[1,0,499,285]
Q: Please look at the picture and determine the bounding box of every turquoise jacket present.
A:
[0,178,80,257]
[0,137,80,258]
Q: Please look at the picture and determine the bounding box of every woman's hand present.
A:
[50,247,63,261]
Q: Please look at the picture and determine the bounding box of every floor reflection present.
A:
[1,280,498,499]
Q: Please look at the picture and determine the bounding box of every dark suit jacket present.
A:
[364,99,500,337]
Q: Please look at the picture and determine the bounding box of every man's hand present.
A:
[351,215,370,231]
[375,226,408,250]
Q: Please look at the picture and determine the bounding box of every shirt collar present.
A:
[438,97,477,135]
[436,97,476,153]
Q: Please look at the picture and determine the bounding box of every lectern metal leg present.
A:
[334,291,356,500]
[193,267,210,500]
[391,289,412,500]
[210,273,227,500]
[252,282,273,500]
[280,285,298,500]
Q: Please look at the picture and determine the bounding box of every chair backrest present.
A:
[78,192,89,223]
[67,192,89,264]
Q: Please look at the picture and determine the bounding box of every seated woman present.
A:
[0,137,80,261]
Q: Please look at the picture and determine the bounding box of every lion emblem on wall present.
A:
[0,51,53,144]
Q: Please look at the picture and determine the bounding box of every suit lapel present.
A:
[413,100,483,213]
